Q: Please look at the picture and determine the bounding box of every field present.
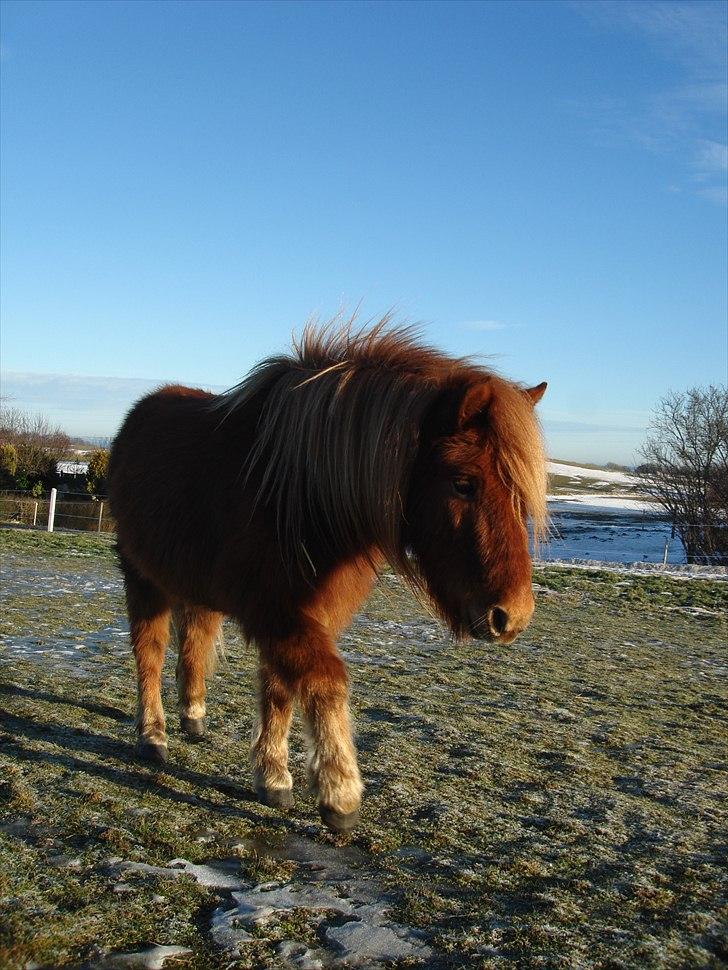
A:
[1,529,727,969]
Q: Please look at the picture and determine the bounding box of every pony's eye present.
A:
[452,477,477,498]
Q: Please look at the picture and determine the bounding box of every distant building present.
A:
[57,461,89,476]
[56,460,89,495]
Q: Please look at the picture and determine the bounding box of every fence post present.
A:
[662,538,670,566]
[47,488,57,533]
[97,502,104,533]
[33,502,38,527]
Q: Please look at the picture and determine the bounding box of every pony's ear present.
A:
[524,382,547,406]
[458,381,492,427]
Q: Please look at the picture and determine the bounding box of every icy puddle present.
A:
[108,833,434,968]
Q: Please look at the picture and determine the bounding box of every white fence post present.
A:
[97,502,104,533]
[47,488,57,533]
[33,502,38,527]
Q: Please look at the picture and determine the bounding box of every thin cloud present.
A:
[696,184,728,205]
[2,372,166,410]
[571,1,726,75]
[0,371,225,438]
[567,0,728,205]
[695,139,728,172]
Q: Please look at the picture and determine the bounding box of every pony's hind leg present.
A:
[121,560,172,763]
[251,663,295,808]
[175,605,223,740]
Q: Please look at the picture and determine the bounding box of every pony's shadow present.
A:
[0,683,130,722]
[0,707,271,824]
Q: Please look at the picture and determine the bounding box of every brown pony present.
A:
[108,321,547,832]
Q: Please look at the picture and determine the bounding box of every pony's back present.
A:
[109,384,276,623]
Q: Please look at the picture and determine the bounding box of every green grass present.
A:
[0,526,116,560]
[1,530,727,968]
[547,474,643,496]
[535,563,728,613]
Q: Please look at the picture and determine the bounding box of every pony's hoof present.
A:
[257,786,294,810]
[319,805,360,833]
[136,739,168,764]
[180,716,207,740]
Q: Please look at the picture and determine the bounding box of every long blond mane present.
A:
[214,318,547,576]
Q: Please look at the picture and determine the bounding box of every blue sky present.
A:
[1,0,726,463]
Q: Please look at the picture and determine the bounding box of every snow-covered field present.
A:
[544,461,678,564]
[547,460,635,486]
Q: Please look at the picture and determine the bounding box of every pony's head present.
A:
[404,375,547,643]
[216,319,547,642]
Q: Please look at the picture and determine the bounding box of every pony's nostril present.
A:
[489,606,510,637]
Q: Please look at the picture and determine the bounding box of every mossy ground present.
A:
[1,529,726,968]
[546,474,638,496]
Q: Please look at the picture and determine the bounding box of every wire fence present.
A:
[545,511,728,567]
[1,488,725,565]
[0,490,115,535]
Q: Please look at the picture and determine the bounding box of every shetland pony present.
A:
[108,321,547,832]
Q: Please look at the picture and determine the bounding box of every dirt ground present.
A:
[1,529,726,969]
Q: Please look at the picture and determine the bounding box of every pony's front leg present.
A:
[301,661,362,833]
[251,663,294,808]
[268,630,362,832]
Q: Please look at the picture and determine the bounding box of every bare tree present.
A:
[638,386,728,565]
[0,406,72,489]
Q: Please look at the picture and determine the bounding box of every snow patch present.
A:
[548,461,635,485]
[89,945,192,969]
[548,494,658,513]
[114,838,434,968]
[119,858,247,890]
[211,882,433,965]
[535,559,726,581]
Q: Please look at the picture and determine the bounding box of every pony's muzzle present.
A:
[488,606,510,637]
[468,596,534,643]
